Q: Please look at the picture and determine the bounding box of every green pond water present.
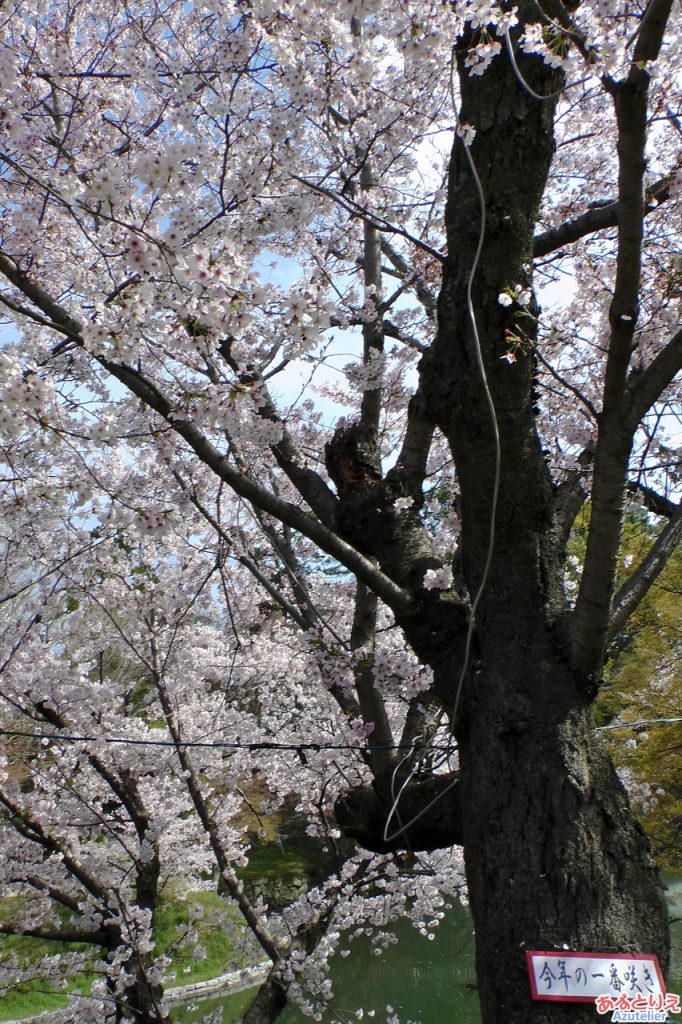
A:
[173,877,682,1024]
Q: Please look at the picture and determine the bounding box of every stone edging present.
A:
[1,961,271,1023]
[165,961,270,1005]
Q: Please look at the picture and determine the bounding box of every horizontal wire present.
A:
[0,728,453,754]
[596,717,682,731]
[1,718,676,753]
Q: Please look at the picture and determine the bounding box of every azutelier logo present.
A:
[596,992,681,1022]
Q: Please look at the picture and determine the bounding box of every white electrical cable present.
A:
[383,733,427,844]
[383,770,462,846]
[381,50,502,845]
[451,26,592,723]
[382,26,590,844]
[597,717,682,732]
[503,30,561,101]
[503,30,592,101]
[450,136,502,733]
[446,44,502,738]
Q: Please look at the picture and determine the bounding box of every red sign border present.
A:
[526,950,667,1003]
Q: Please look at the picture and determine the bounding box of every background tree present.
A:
[0,493,464,1023]
[594,512,682,870]
[0,1,680,1023]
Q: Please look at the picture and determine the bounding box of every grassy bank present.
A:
[0,890,262,1023]
[0,832,316,1023]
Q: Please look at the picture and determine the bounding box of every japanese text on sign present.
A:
[526,952,666,1003]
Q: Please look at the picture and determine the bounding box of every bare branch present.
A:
[154,408,415,617]
[214,337,339,527]
[291,174,446,264]
[150,644,285,966]
[626,480,678,519]
[626,327,682,432]
[533,0,598,67]
[606,501,682,646]
[172,470,311,631]
[536,347,599,420]
[379,238,438,321]
[382,318,427,353]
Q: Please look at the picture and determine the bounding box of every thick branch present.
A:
[0,250,84,338]
[257,393,339,527]
[27,875,82,914]
[423,19,561,631]
[241,964,289,1024]
[334,773,462,853]
[387,387,436,501]
[626,481,678,518]
[571,46,661,673]
[544,463,590,560]
[381,318,427,353]
[632,0,675,63]
[350,582,395,778]
[159,409,413,616]
[33,703,155,856]
[0,924,110,945]
[0,789,109,905]
[606,502,682,645]
[358,156,385,434]
[532,174,674,258]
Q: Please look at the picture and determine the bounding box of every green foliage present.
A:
[238,842,308,883]
[0,901,94,1023]
[0,890,262,1021]
[0,982,70,1022]
[593,513,682,869]
[171,988,256,1024]
[155,891,259,988]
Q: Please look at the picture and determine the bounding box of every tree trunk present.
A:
[241,966,288,1024]
[417,5,672,1020]
[123,967,169,1024]
[124,847,169,1023]
[457,636,669,1023]
[393,608,672,1022]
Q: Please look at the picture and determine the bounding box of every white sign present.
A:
[526,951,666,1003]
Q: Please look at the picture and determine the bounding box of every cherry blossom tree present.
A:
[0,490,462,1023]
[0,1,680,1023]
